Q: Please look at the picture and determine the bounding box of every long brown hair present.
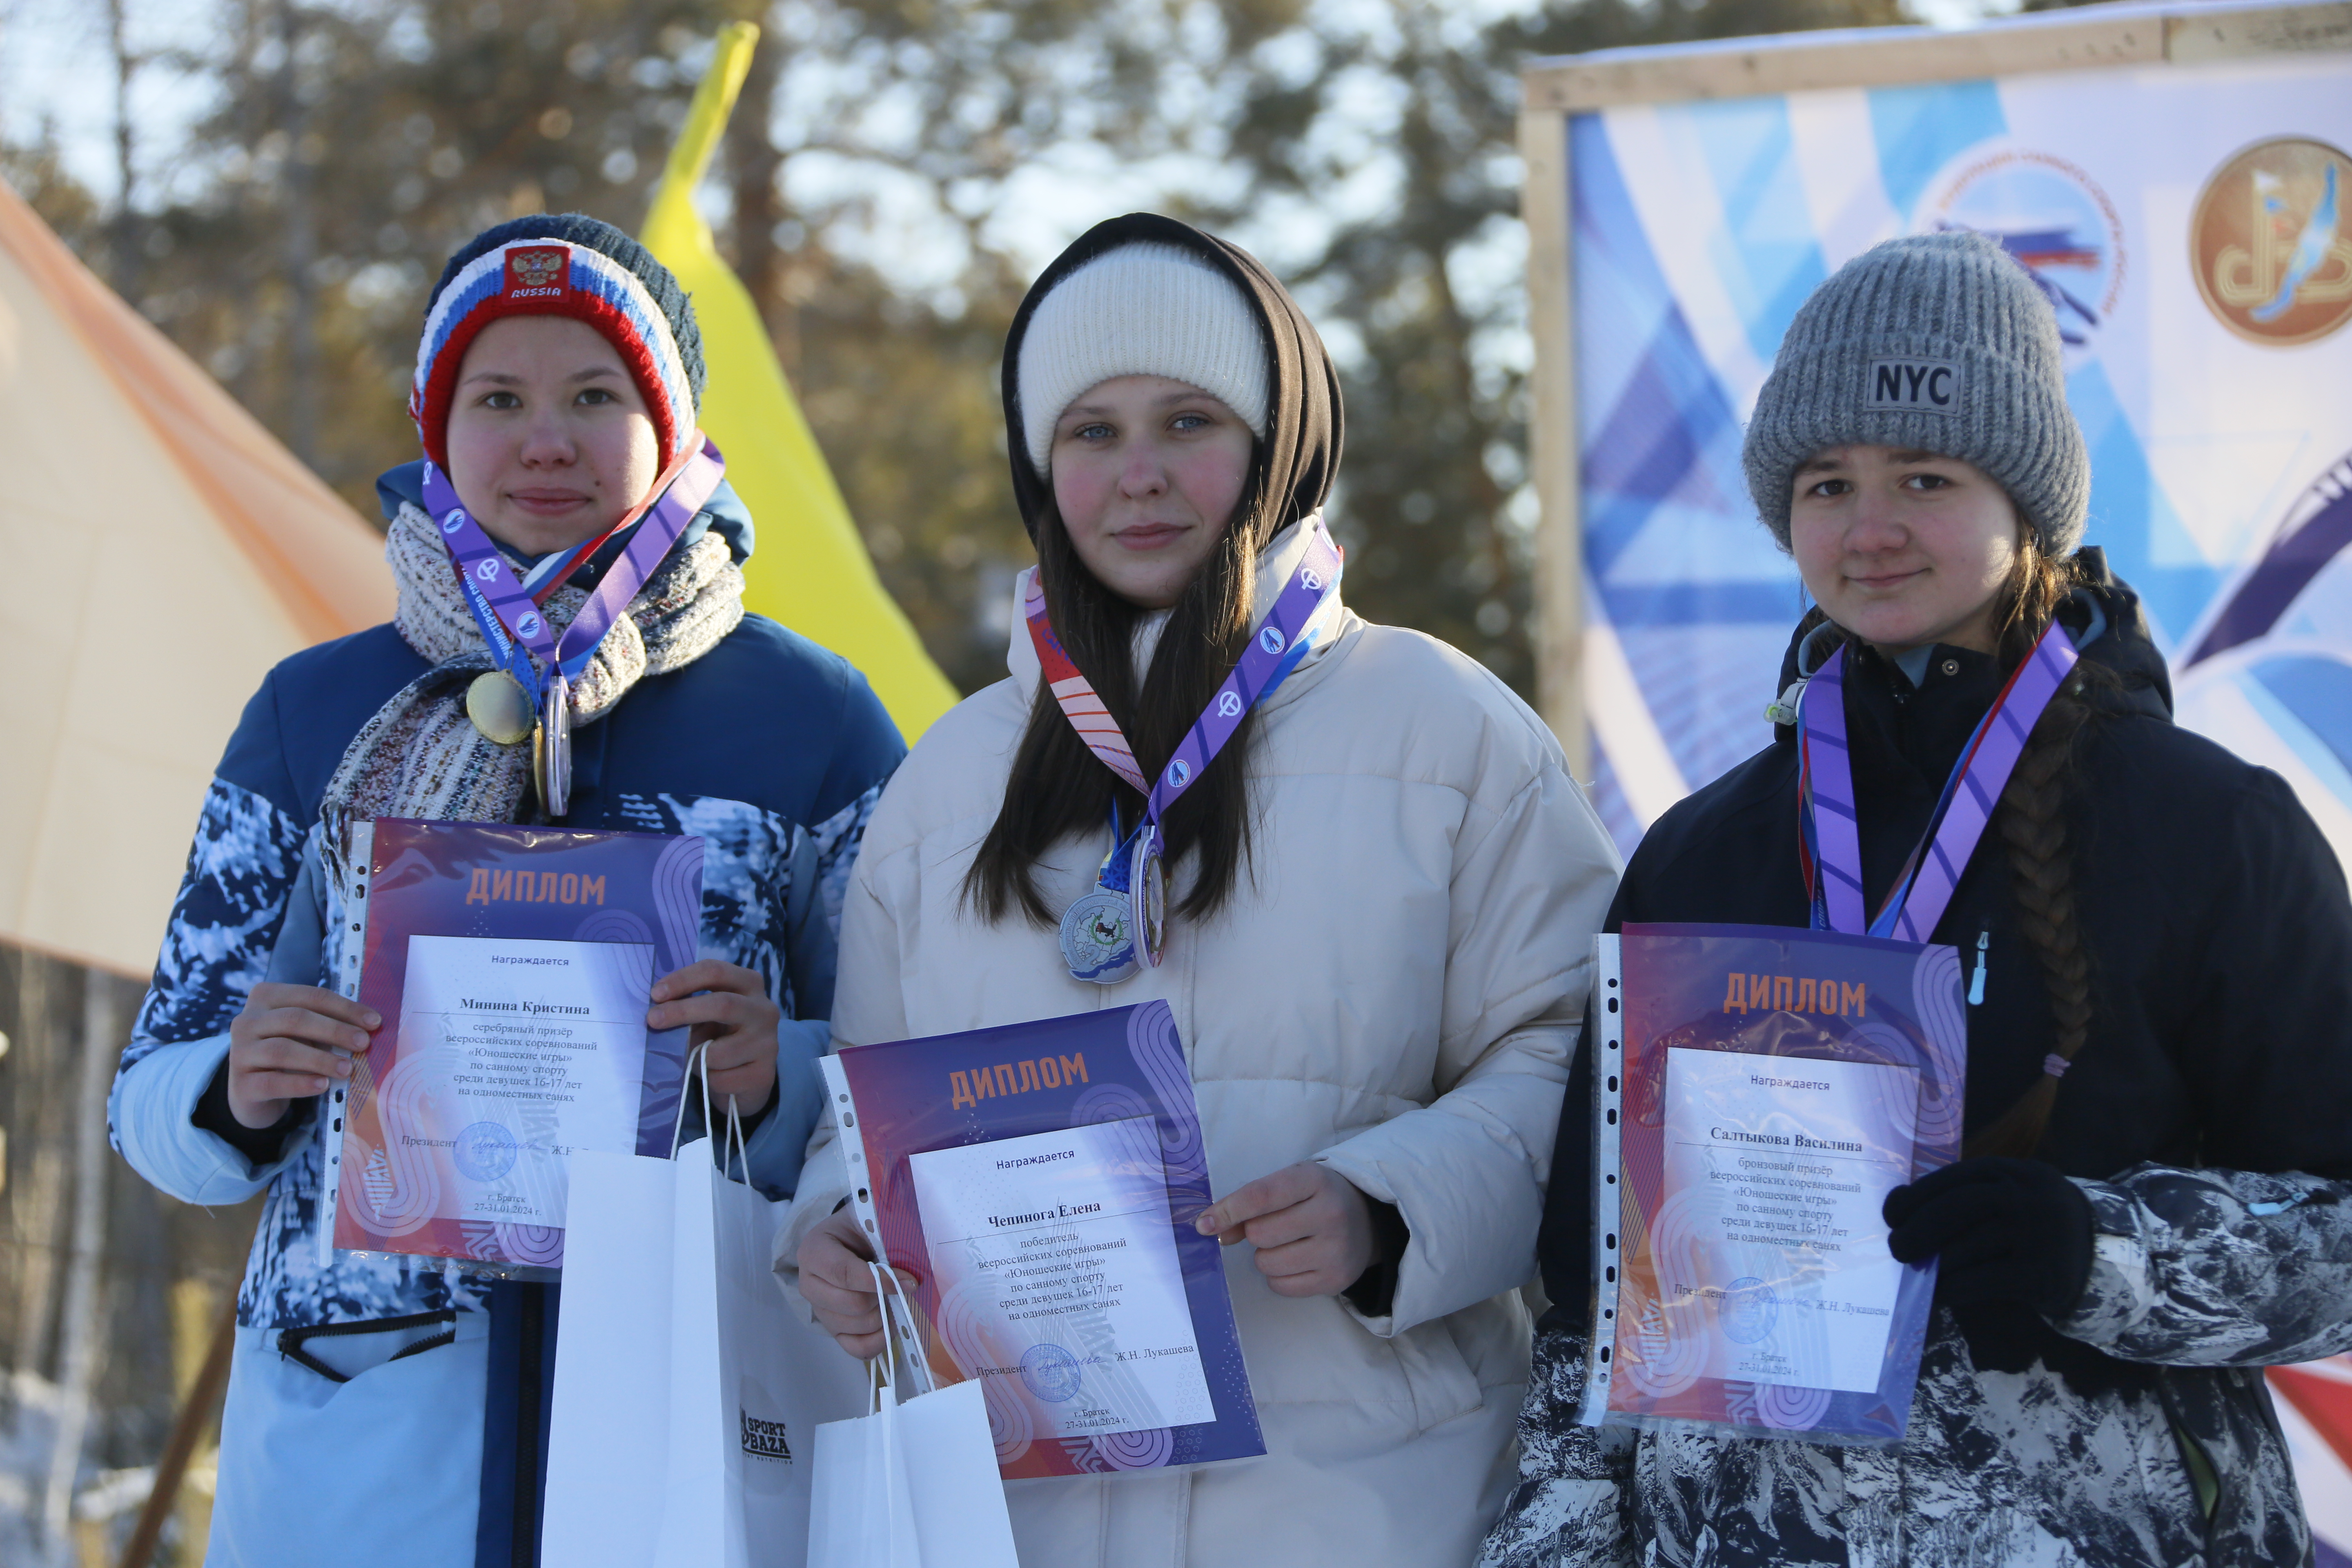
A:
[962,477,1271,928]
[969,212,1344,931]
[1799,538,2108,1157]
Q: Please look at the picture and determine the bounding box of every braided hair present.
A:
[1971,542,2108,1158]
[1797,540,2108,1158]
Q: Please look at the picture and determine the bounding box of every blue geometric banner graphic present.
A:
[1569,56,2352,866]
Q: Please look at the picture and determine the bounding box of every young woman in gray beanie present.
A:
[776,212,1623,1567]
[1481,229,2352,1567]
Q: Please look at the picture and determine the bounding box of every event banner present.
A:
[1582,924,1965,1446]
[329,818,705,1273]
[1564,48,2352,863]
[819,1002,1263,1479]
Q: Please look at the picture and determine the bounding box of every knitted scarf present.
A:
[323,500,746,826]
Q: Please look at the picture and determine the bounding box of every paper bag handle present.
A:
[864,1260,902,1412]
[665,1042,751,1175]
[860,1258,942,1407]
[666,1042,705,1159]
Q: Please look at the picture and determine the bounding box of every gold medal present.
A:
[465,672,535,746]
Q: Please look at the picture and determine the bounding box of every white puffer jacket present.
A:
[777,526,1621,1567]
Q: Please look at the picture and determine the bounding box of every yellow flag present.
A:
[640,22,960,742]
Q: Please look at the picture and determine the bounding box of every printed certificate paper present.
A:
[1586,924,1966,1447]
[909,1120,1217,1439]
[383,935,656,1229]
[822,1002,1262,1479]
[332,818,706,1272]
[1660,1047,1920,1394]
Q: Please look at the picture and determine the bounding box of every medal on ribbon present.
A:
[1027,515,1344,981]
[1797,620,2080,940]
[422,434,726,817]
[1057,811,1140,984]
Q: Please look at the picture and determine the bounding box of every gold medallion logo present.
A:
[2192,137,2352,347]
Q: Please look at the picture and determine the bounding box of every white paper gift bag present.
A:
[543,1073,869,1566]
[716,1152,875,1560]
[806,1267,1019,1568]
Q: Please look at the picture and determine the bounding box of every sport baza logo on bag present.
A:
[741,1407,793,1463]
[1865,358,1961,415]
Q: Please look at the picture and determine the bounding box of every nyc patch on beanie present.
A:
[1742,230,2090,557]
[410,212,705,471]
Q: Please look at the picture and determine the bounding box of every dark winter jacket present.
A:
[1483,554,2352,1568]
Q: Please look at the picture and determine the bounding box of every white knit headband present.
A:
[1016,242,1270,476]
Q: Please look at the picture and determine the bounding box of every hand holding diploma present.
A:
[1196,1162,1383,1298]
[238,958,771,1136]
[646,959,781,1116]
[799,1208,921,1360]
[227,983,381,1130]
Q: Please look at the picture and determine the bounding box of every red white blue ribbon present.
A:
[1026,517,1344,965]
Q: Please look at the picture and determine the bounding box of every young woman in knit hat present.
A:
[1481,230,2352,1567]
[777,212,1622,1566]
[110,214,902,1565]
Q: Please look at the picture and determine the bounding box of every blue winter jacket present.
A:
[107,466,905,1566]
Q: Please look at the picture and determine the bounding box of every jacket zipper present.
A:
[1968,924,1990,1006]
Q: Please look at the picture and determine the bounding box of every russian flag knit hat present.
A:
[410,212,706,471]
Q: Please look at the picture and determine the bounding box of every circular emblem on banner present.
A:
[477,559,501,582]
[1216,690,1243,719]
[2191,137,2352,347]
[1915,143,2126,363]
[1260,626,1288,657]
[1167,758,1191,789]
[441,509,466,534]
[516,611,543,639]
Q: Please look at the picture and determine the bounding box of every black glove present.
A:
[1882,1156,2096,1320]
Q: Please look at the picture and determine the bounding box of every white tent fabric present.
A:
[0,177,391,979]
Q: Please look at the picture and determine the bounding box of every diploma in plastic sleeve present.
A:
[820,1002,1263,1478]
[328,818,706,1273]
[1582,924,1966,1447]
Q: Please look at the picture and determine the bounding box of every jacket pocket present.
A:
[1389,1315,1483,1432]
[277,1309,458,1384]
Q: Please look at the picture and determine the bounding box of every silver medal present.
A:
[1059,889,1138,984]
[534,671,572,817]
[1130,838,1167,969]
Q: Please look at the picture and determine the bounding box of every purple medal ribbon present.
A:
[1125,516,1344,967]
[419,434,725,814]
[1799,621,2078,942]
[422,434,725,693]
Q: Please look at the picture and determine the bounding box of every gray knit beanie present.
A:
[1742,230,2089,557]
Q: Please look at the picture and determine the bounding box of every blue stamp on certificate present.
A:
[454,1120,520,1183]
[1718,1277,1778,1345]
[1020,1343,1083,1403]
